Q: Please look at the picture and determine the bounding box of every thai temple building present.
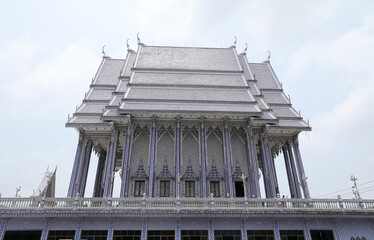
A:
[1,38,374,240]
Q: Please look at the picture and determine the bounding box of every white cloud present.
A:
[2,38,100,119]
[0,38,101,197]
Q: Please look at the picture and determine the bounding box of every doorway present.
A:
[234,181,244,197]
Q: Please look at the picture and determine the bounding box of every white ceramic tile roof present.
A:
[271,107,299,118]
[135,46,242,72]
[68,117,103,124]
[116,80,128,92]
[125,87,254,102]
[95,59,125,85]
[120,102,260,113]
[131,72,246,87]
[263,92,289,104]
[109,95,122,106]
[86,89,114,101]
[238,56,253,80]
[122,53,137,77]
[278,120,308,127]
[67,45,310,132]
[249,63,281,90]
[77,104,107,114]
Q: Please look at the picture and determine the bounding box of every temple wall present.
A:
[214,218,241,229]
[180,217,209,230]
[206,128,226,197]
[81,217,110,230]
[335,218,374,239]
[128,125,150,197]
[181,125,200,197]
[147,217,175,230]
[6,218,45,230]
[306,218,334,230]
[245,218,273,229]
[155,124,176,197]
[277,218,303,230]
[49,218,78,230]
[230,127,250,196]
[3,216,374,239]
[114,217,143,229]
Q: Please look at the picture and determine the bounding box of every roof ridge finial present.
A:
[230,36,237,48]
[102,45,110,59]
[267,50,271,61]
[239,42,248,56]
[137,32,145,46]
[126,39,135,53]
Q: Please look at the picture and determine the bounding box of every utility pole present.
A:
[351,175,361,199]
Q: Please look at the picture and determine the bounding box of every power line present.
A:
[315,179,374,198]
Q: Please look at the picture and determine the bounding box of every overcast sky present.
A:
[0,0,373,199]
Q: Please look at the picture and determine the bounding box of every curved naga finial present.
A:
[126,39,130,50]
[233,36,237,45]
[267,50,271,61]
[244,42,248,53]
[137,32,141,44]
[102,45,106,56]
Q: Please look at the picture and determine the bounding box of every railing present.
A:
[1,197,374,212]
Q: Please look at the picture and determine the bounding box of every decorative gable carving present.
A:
[181,161,199,180]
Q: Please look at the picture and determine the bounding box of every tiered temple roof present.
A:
[66,45,310,135]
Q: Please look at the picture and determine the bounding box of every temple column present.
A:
[260,133,277,198]
[40,219,51,240]
[74,218,83,240]
[208,218,214,240]
[331,220,341,240]
[241,218,247,240]
[72,138,90,197]
[0,219,8,240]
[272,218,281,240]
[120,125,132,198]
[259,146,270,198]
[175,218,181,240]
[107,218,115,240]
[199,120,208,198]
[141,218,147,240]
[174,119,181,196]
[223,121,234,198]
[291,136,311,199]
[148,119,157,197]
[287,143,302,198]
[93,151,106,197]
[67,132,85,197]
[103,129,119,198]
[272,157,280,195]
[78,140,93,197]
[246,125,261,198]
[282,145,297,198]
[302,220,311,240]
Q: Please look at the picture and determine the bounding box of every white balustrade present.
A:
[0,197,374,212]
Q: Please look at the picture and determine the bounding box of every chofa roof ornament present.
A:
[262,50,271,63]
[137,32,145,46]
[230,36,237,48]
[239,42,248,56]
[126,39,135,53]
[102,45,110,59]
